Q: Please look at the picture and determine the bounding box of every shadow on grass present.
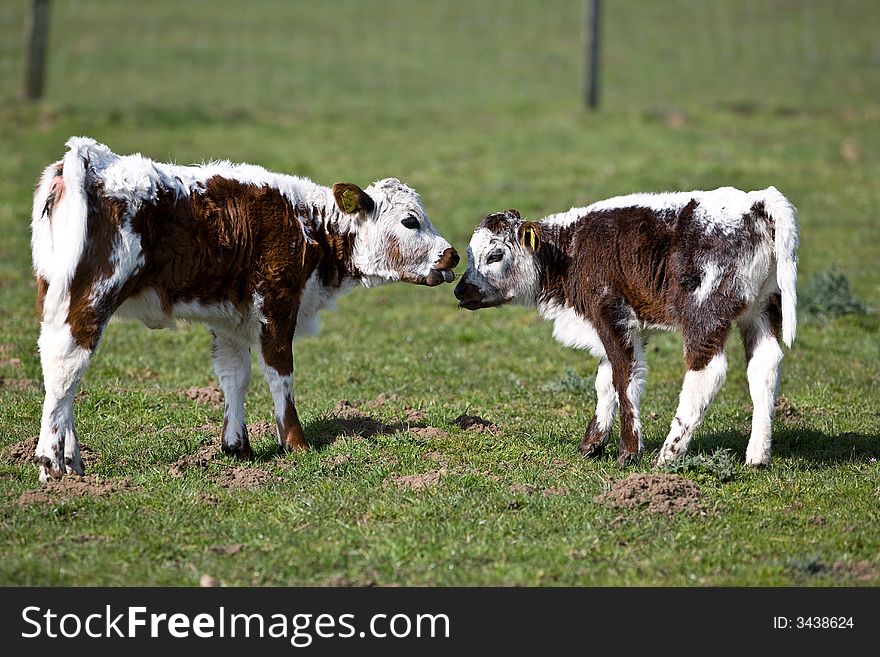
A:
[673,428,879,466]
[246,415,434,462]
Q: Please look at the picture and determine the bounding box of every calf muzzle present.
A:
[453,278,485,310]
[424,247,459,287]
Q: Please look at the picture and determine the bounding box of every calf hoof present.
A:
[578,440,605,459]
[35,455,64,484]
[617,450,642,467]
[282,436,309,453]
[65,454,85,476]
[653,448,679,468]
[221,442,253,460]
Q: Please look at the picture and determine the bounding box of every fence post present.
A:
[24,0,51,100]
[585,0,601,110]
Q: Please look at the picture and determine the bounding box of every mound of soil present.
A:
[360,393,400,409]
[452,414,500,434]
[17,475,132,507]
[212,466,272,489]
[182,385,224,406]
[774,395,800,420]
[169,442,221,477]
[5,436,96,469]
[0,357,22,369]
[247,420,275,439]
[509,483,569,497]
[830,561,879,583]
[384,469,444,492]
[0,377,37,391]
[594,473,705,516]
[409,426,447,439]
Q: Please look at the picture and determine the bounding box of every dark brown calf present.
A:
[456,186,798,466]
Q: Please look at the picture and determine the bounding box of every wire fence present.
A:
[1,0,877,116]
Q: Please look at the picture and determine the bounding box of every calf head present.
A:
[334,178,458,288]
[454,209,542,310]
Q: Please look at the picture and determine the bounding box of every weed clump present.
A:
[542,368,595,395]
[659,448,736,482]
[800,267,867,321]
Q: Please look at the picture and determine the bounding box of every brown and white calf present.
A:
[31,137,458,483]
[454,187,798,466]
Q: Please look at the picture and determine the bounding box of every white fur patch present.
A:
[694,261,721,304]
[657,352,728,465]
[538,301,606,358]
[545,186,758,237]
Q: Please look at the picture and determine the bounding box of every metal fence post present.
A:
[24,0,51,100]
[585,0,601,110]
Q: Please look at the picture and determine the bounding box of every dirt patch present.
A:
[198,492,221,506]
[212,466,272,489]
[384,469,444,492]
[410,426,447,439]
[0,357,22,369]
[402,407,427,423]
[5,436,40,464]
[209,543,243,555]
[199,574,223,587]
[4,436,96,469]
[423,451,449,466]
[774,395,800,420]
[0,377,37,391]
[830,560,879,583]
[509,483,569,497]
[169,441,221,477]
[53,533,110,546]
[327,454,351,466]
[247,420,275,439]
[317,401,397,442]
[17,475,131,507]
[360,393,400,409]
[452,414,500,434]
[182,385,224,406]
[594,473,705,516]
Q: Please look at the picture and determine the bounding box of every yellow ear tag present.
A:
[528,228,537,251]
[341,189,358,214]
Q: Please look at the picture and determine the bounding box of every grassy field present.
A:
[0,0,878,586]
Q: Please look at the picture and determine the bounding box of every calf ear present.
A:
[507,209,521,219]
[517,221,542,252]
[332,183,376,216]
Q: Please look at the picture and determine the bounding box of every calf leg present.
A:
[592,308,644,465]
[656,334,729,466]
[210,329,253,459]
[258,326,307,453]
[579,358,617,458]
[35,306,108,482]
[739,301,783,467]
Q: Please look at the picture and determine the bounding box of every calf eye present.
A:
[486,249,504,264]
[401,216,420,230]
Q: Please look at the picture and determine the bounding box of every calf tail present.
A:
[763,186,799,347]
[31,137,104,314]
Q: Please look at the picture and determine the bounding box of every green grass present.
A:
[0,0,878,586]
